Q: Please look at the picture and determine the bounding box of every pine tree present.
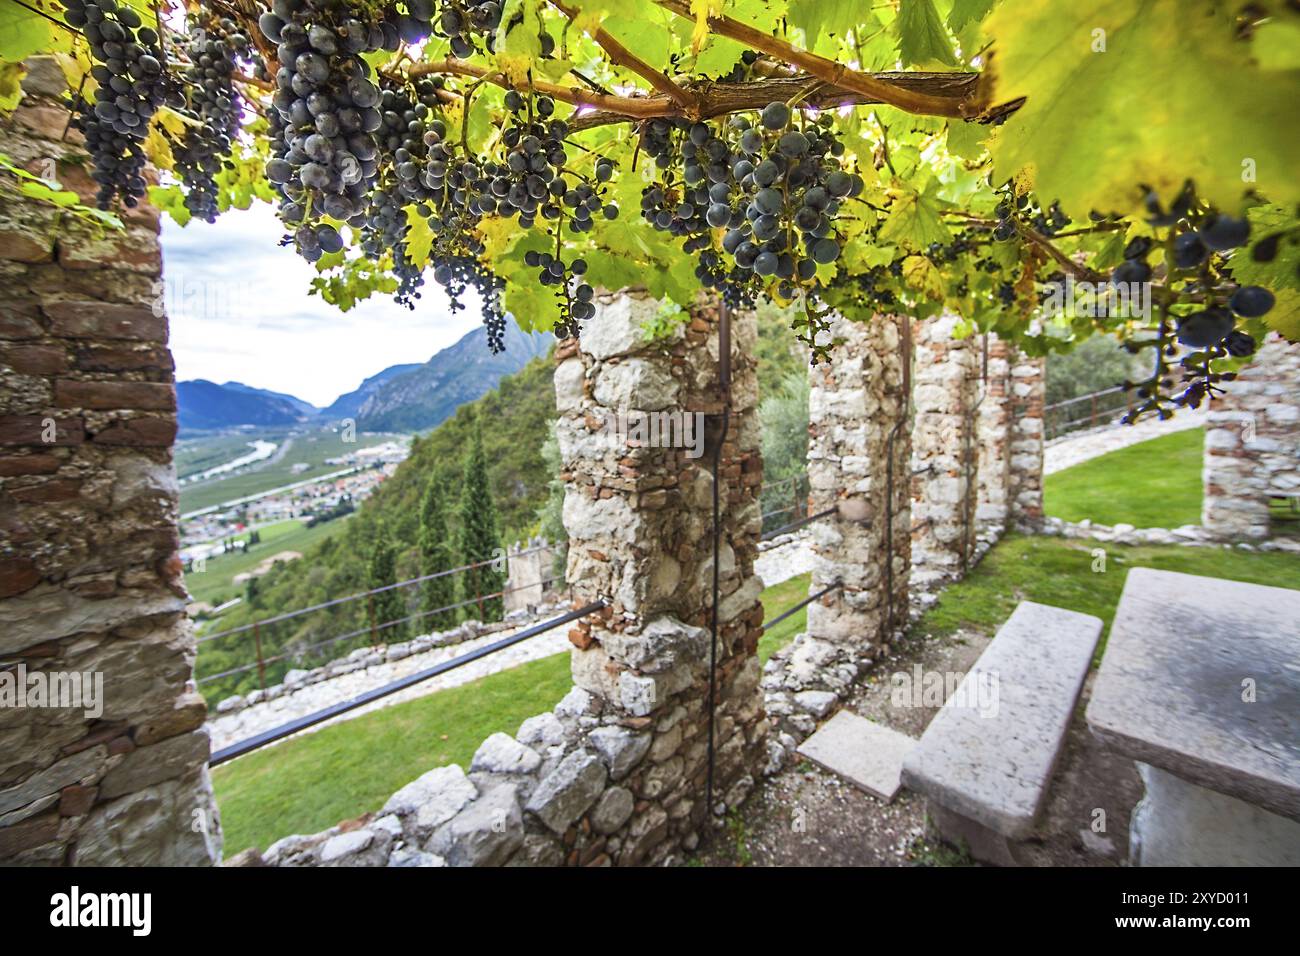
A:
[458,417,505,622]
[368,520,405,641]
[419,470,458,631]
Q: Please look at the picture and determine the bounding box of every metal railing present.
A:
[194,544,555,696]
[209,600,606,766]
[1044,385,1134,440]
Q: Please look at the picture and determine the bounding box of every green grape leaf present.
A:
[788,0,858,52]
[988,0,1300,218]
[1231,204,1300,292]
[148,184,192,227]
[404,206,434,266]
[896,0,958,68]
[945,120,988,161]
[0,61,23,112]
[0,1,53,62]
[1261,287,1300,341]
[948,0,996,33]
[691,34,747,77]
[879,179,951,251]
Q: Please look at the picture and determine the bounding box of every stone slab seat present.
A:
[900,601,1103,865]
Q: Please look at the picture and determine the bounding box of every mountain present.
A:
[318,362,423,421]
[355,323,552,433]
[176,380,315,432]
[221,382,318,419]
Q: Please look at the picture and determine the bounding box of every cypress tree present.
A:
[368,520,405,641]
[458,417,505,622]
[419,470,458,631]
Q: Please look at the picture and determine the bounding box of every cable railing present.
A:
[1044,385,1134,440]
[194,543,557,698]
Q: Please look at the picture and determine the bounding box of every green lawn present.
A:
[212,652,574,858]
[186,517,350,607]
[759,572,813,663]
[918,534,1300,659]
[1044,428,1203,528]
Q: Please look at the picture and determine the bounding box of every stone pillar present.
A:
[1007,351,1046,532]
[0,59,220,865]
[555,291,766,861]
[1203,334,1300,539]
[976,335,1013,533]
[762,313,910,743]
[502,537,552,613]
[910,314,981,584]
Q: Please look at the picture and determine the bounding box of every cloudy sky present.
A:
[161,203,483,407]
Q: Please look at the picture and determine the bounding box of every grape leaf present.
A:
[896,0,958,68]
[945,120,988,161]
[988,0,1300,219]
[788,0,858,52]
[879,179,951,250]
[0,61,23,112]
[1232,204,1300,292]
[1260,287,1300,342]
[1253,18,1300,71]
[948,0,996,33]
[404,207,434,266]
[0,1,53,63]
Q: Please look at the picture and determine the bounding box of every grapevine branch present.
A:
[653,0,991,119]
[548,0,699,110]
[408,58,989,130]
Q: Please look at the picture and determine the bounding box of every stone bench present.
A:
[900,601,1103,864]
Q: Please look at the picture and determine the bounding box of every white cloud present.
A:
[161,203,483,407]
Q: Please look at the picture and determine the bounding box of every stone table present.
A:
[1086,568,1300,865]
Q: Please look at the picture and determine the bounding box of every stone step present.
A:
[796,711,917,802]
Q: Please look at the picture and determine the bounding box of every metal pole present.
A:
[253,620,266,691]
[368,593,377,646]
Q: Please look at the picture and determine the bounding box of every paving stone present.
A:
[797,711,916,802]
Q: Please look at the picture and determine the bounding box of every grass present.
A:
[179,427,400,515]
[758,572,813,663]
[186,517,350,607]
[1044,428,1204,528]
[918,533,1300,659]
[212,651,573,858]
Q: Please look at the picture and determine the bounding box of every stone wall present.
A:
[1007,352,1046,531]
[258,293,766,867]
[761,312,910,750]
[0,59,219,865]
[910,314,981,584]
[1203,334,1300,539]
[976,334,1013,532]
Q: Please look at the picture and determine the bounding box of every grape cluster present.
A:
[720,104,860,298]
[992,187,1068,241]
[60,0,179,209]
[432,0,505,58]
[174,16,252,222]
[524,249,593,338]
[260,0,392,259]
